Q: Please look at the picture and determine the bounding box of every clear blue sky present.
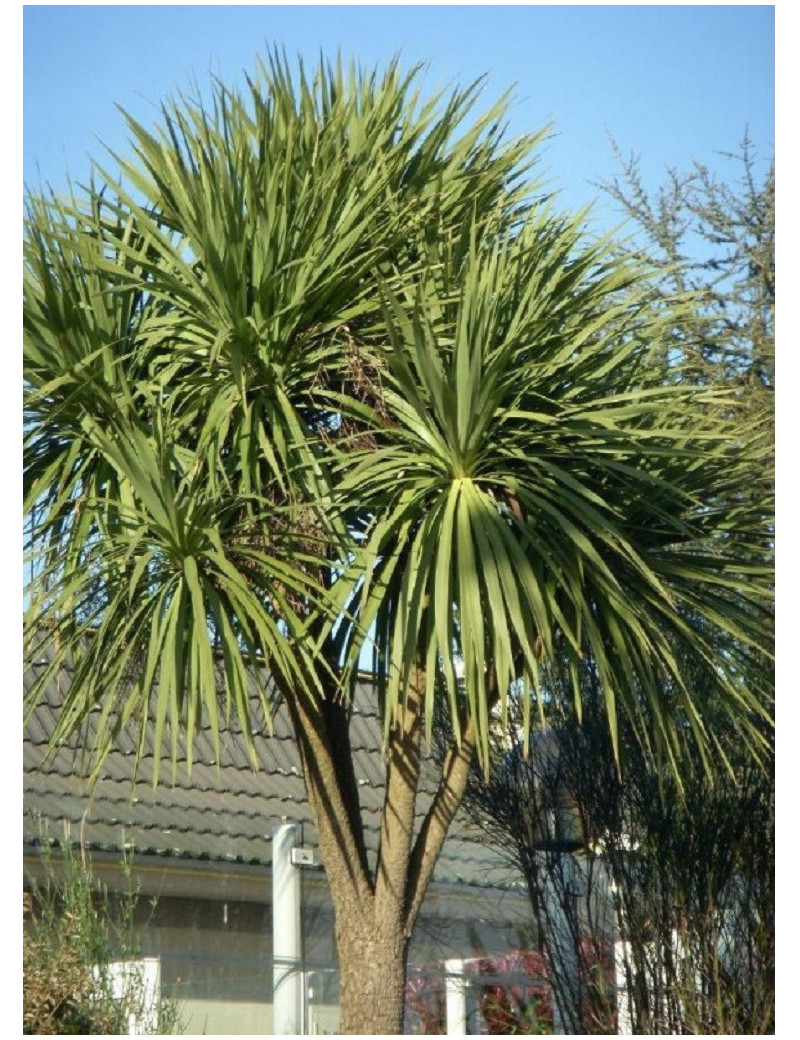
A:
[23,5,774,231]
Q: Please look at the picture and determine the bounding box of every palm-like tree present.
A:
[24,55,773,1034]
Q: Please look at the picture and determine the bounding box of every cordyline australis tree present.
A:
[23,54,773,1034]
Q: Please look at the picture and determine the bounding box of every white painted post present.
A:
[544,855,580,1035]
[273,822,302,1034]
[444,958,467,1035]
[100,958,161,1035]
[614,940,633,1035]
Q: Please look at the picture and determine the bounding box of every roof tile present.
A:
[24,648,522,889]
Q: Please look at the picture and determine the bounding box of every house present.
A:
[23,646,539,1035]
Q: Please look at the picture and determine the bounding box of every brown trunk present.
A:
[277,667,478,1034]
[337,907,410,1035]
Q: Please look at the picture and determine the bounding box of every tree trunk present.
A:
[336,908,409,1035]
[320,676,423,1035]
[278,668,478,1034]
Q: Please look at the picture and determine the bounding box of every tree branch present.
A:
[375,668,423,921]
[277,674,374,914]
[403,714,476,935]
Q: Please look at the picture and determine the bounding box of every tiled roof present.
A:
[23,648,522,890]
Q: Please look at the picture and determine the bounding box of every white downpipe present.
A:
[272,822,302,1034]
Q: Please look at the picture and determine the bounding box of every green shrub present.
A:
[23,837,182,1034]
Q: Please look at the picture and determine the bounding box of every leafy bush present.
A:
[471,951,554,1035]
[23,837,181,1035]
